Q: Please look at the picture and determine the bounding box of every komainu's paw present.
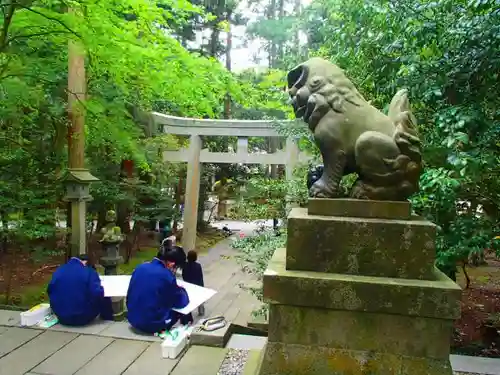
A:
[309,178,343,198]
[349,184,369,200]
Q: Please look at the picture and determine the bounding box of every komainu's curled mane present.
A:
[287,57,422,201]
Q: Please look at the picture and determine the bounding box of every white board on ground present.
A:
[99,275,216,314]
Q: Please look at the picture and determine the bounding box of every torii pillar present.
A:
[182,135,202,251]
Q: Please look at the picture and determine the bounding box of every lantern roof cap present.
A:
[64,168,99,183]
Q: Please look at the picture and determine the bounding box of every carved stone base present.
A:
[257,248,460,375]
[286,206,436,279]
[308,198,412,220]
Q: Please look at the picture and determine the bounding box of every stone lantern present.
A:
[63,168,99,256]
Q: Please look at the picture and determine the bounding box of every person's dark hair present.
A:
[174,245,187,268]
[157,248,176,263]
[161,238,173,251]
[157,246,186,267]
[76,254,89,262]
[187,250,198,263]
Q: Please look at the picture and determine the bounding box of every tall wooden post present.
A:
[65,11,98,257]
[68,39,85,170]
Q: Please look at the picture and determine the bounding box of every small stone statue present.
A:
[287,57,423,201]
[99,210,124,276]
[100,210,124,244]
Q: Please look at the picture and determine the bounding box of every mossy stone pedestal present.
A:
[256,199,461,375]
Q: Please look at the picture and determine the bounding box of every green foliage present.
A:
[244,0,308,69]
[230,175,307,221]
[0,0,238,232]
[234,68,293,120]
[232,229,286,317]
[0,0,259,303]
[305,0,500,274]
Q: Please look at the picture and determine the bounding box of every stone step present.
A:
[0,327,42,358]
[450,354,500,375]
[190,323,232,347]
[171,345,228,375]
[226,334,267,351]
[246,318,268,333]
[0,309,21,327]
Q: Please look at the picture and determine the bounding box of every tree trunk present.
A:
[293,0,302,59]
[96,209,107,232]
[197,174,208,229]
[462,262,471,289]
[209,24,220,58]
[67,9,87,257]
[173,175,183,233]
[268,0,277,68]
[224,13,232,120]
[67,39,86,170]
[277,0,285,68]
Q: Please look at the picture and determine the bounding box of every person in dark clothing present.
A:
[47,255,113,326]
[126,247,191,334]
[307,164,324,190]
[222,225,233,237]
[182,250,205,317]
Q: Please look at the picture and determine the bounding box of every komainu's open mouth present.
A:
[287,64,309,93]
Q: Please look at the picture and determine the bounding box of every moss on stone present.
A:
[258,342,454,375]
[264,248,461,320]
[308,198,412,220]
[286,207,436,279]
[267,304,453,359]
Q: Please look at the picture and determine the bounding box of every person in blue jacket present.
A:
[47,255,113,326]
[126,247,191,334]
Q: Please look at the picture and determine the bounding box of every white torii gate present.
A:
[152,112,311,251]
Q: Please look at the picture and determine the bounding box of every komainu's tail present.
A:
[384,89,423,198]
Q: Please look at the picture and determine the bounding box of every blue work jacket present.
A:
[126,258,189,333]
[47,258,104,325]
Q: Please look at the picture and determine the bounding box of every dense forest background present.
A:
[1,0,499,356]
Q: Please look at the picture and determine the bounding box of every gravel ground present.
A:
[218,349,249,375]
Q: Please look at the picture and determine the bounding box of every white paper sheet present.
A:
[99,275,131,297]
[99,275,217,314]
[175,280,217,314]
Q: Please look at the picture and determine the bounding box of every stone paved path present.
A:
[194,222,263,327]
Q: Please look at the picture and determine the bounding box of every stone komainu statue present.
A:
[287,57,423,201]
